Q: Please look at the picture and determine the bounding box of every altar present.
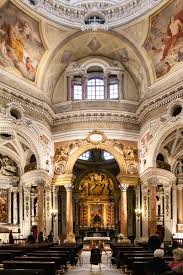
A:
[83,236,110,241]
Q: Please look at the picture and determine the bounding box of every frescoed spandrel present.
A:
[0,1,45,81]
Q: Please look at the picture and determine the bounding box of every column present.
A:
[135,185,141,240]
[141,186,149,240]
[8,189,12,224]
[53,186,59,241]
[119,183,128,236]
[149,182,157,235]
[45,186,52,236]
[13,189,18,224]
[19,186,23,235]
[37,184,44,235]
[23,186,31,237]
[117,72,123,100]
[31,194,35,224]
[64,184,74,236]
[172,185,177,235]
[177,184,183,224]
[164,186,172,241]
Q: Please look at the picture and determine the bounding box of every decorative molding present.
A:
[86,129,107,145]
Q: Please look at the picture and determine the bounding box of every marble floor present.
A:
[66,251,122,275]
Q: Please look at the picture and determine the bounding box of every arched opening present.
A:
[58,148,136,242]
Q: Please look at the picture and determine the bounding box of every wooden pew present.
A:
[15,256,62,271]
[0,269,50,275]
[2,260,56,275]
[27,252,68,268]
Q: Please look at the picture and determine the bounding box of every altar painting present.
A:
[79,172,114,196]
[0,189,7,223]
[145,0,183,78]
[0,1,45,81]
[90,204,104,226]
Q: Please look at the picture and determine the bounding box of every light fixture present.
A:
[135,208,142,221]
[50,209,58,218]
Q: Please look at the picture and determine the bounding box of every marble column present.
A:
[13,189,18,224]
[177,184,183,224]
[19,186,23,234]
[164,186,172,241]
[172,185,177,235]
[141,186,149,240]
[37,184,44,235]
[45,186,52,236]
[149,183,157,235]
[82,74,87,99]
[8,189,12,224]
[23,186,31,237]
[119,183,128,236]
[52,186,59,241]
[31,194,35,224]
[64,184,74,235]
[135,185,141,240]
[117,72,123,100]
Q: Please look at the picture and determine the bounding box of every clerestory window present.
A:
[87,78,104,99]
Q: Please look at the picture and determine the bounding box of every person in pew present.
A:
[47,230,54,242]
[147,232,161,251]
[38,231,44,243]
[27,231,36,243]
[169,247,183,273]
[9,230,14,244]
[144,249,172,275]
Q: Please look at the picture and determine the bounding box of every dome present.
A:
[22,0,163,30]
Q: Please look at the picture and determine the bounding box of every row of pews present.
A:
[110,243,174,275]
[0,242,83,275]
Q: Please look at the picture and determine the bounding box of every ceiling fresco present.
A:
[0,1,45,81]
[145,0,183,78]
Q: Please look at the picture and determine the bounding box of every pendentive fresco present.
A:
[0,1,45,81]
[145,0,183,78]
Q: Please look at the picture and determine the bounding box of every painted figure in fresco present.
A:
[90,173,105,195]
[0,155,17,176]
[161,15,183,61]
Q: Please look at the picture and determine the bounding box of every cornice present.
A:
[53,110,138,125]
[137,82,183,123]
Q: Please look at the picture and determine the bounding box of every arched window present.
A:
[87,77,104,99]
[103,151,114,160]
[79,151,90,160]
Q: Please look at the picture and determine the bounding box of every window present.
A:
[103,151,114,160]
[87,78,104,100]
[73,84,82,100]
[79,151,90,160]
[84,16,105,25]
[109,83,118,99]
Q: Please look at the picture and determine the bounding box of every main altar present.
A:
[74,171,119,237]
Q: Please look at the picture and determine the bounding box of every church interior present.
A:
[0,0,183,274]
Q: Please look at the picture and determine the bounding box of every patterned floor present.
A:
[66,251,122,275]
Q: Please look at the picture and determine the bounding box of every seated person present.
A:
[27,232,36,243]
[148,233,161,251]
[169,247,183,273]
[144,249,172,274]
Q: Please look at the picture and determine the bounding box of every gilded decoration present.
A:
[0,1,45,81]
[78,172,114,196]
[86,130,107,145]
[145,0,183,78]
[78,171,115,228]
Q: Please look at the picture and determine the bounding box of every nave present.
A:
[67,250,121,275]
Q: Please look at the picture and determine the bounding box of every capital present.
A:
[119,183,128,191]
[64,183,74,191]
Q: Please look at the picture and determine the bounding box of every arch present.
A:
[147,120,183,169]
[64,142,126,175]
